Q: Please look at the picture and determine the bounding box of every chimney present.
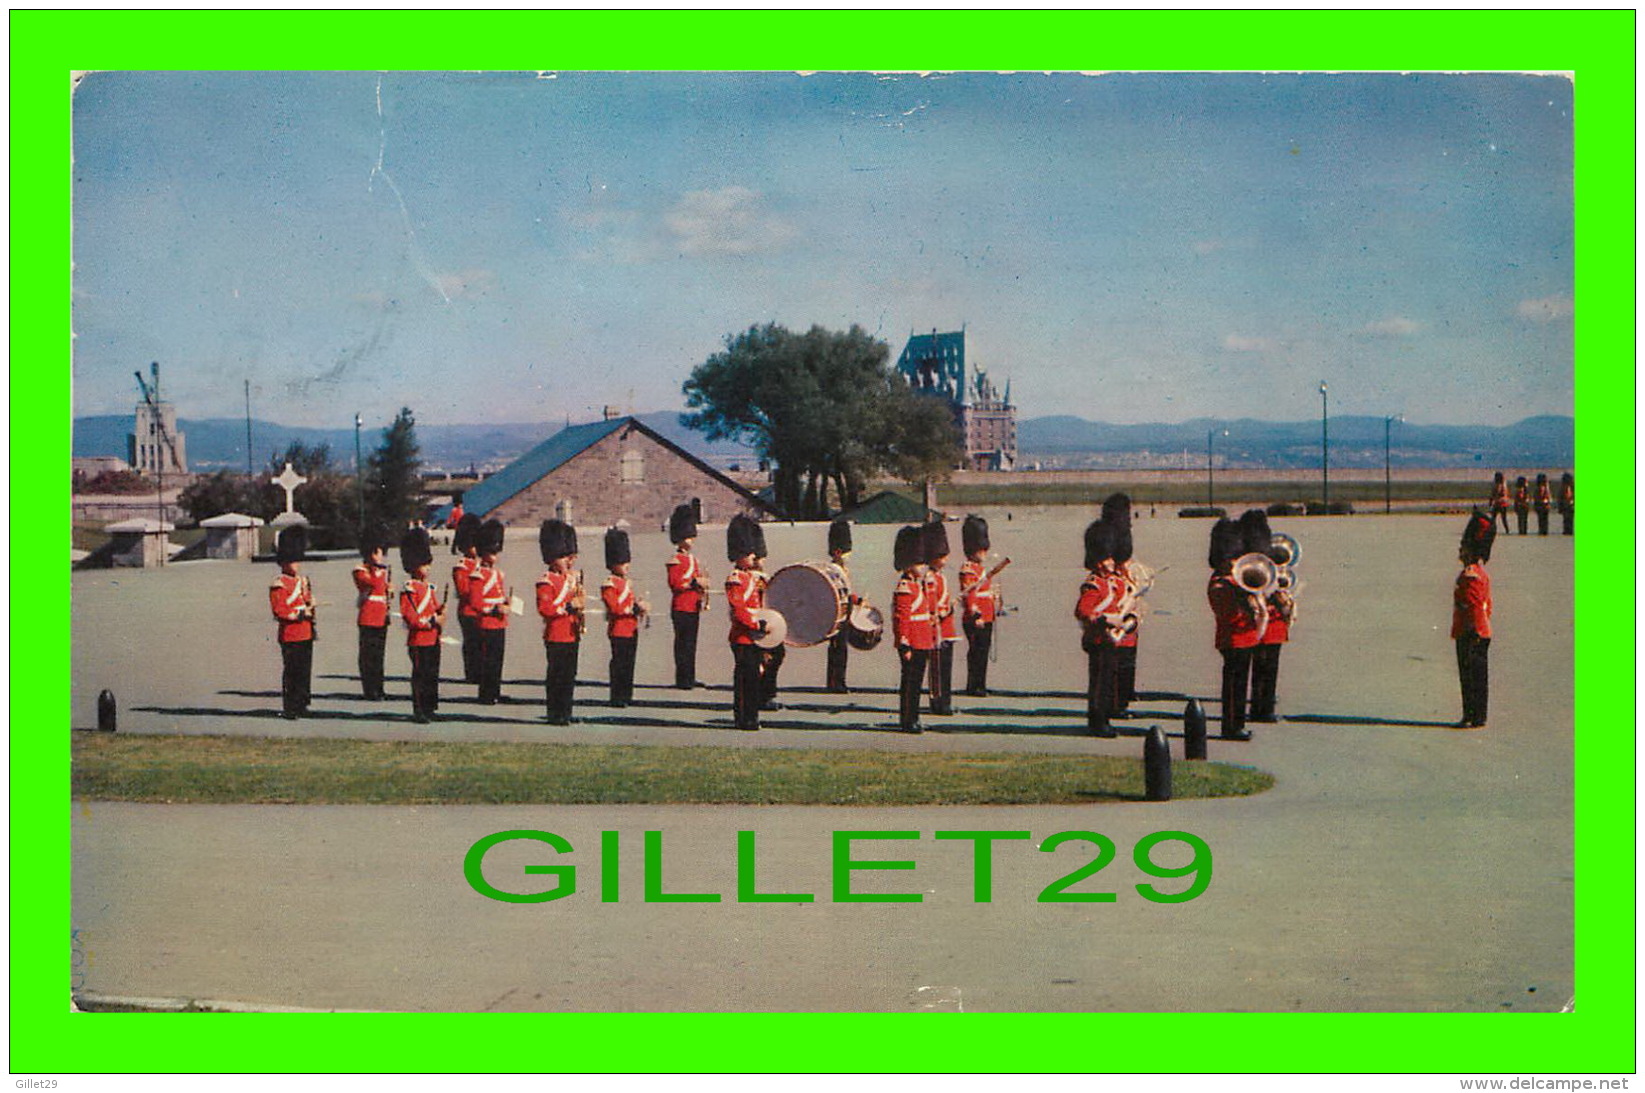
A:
[602,405,619,421]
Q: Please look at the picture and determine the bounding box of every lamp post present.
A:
[1319,382,1330,512]
[1207,427,1228,507]
[1384,414,1403,514]
[354,412,365,534]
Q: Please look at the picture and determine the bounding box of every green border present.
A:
[24,9,1634,1075]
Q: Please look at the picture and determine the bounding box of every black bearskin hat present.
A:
[359,525,393,561]
[453,512,482,555]
[893,525,924,571]
[478,519,506,557]
[1516,475,1528,488]
[669,503,698,545]
[962,514,989,556]
[275,524,308,565]
[1536,472,1548,487]
[399,526,433,571]
[539,519,577,563]
[1461,508,1496,563]
[828,517,852,555]
[922,520,950,564]
[1238,509,1273,558]
[727,514,761,561]
[1494,471,1505,483]
[1084,519,1115,571]
[604,527,631,569]
[1207,517,1243,570]
[1103,493,1134,564]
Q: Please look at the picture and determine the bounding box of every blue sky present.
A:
[71,70,1573,431]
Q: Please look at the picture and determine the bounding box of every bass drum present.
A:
[763,562,849,647]
[846,603,884,651]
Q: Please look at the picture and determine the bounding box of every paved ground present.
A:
[70,512,1575,1012]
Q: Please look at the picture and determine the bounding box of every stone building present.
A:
[436,413,778,529]
[128,390,187,477]
[896,328,1017,471]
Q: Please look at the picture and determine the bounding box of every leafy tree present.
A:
[253,440,359,549]
[682,323,963,518]
[266,441,335,477]
[73,469,157,496]
[178,470,263,523]
[363,407,424,535]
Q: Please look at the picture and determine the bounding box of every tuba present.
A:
[1269,533,1300,568]
[1231,552,1279,597]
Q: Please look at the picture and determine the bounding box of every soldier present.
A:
[1074,519,1124,738]
[823,518,861,694]
[1206,517,1263,741]
[465,519,510,705]
[536,519,582,725]
[1103,493,1142,716]
[891,525,934,734]
[1453,509,1496,729]
[1489,471,1512,534]
[725,514,770,731]
[666,504,711,690]
[352,528,394,700]
[959,515,1001,697]
[398,526,445,724]
[1241,510,1291,724]
[922,521,958,716]
[1534,473,1553,536]
[601,527,645,709]
[1558,472,1575,536]
[452,513,483,684]
[269,525,316,720]
[446,492,465,530]
[1513,476,1531,536]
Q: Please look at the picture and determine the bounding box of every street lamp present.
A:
[1207,427,1229,507]
[355,412,365,534]
[1319,382,1330,512]
[1384,414,1404,514]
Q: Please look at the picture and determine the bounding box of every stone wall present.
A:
[489,424,767,531]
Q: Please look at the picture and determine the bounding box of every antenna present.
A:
[135,361,183,547]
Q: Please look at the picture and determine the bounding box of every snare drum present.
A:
[846,603,884,650]
[764,562,850,647]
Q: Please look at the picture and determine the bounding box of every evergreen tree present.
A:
[364,407,424,534]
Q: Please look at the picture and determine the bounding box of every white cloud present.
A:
[1516,294,1574,323]
[1222,333,1279,353]
[1363,316,1422,337]
[664,186,796,257]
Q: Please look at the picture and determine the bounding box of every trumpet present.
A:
[571,569,588,638]
[1231,552,1279,598]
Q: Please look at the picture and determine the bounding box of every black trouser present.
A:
[1249,642,1282,720]
[409,643,441,718]
[1085,641,1117,736]
[1219,646,1254,737]
[1515,509,1529,535]
[459,614,480,683]
[672,610,701,688]
[609,634,637,707]
[358,624,388,699]
[280,638,313,716]
[732,643,764,729]
[928,642,955,713]
[476,628,506,704]
[1116,642,1138,711]
[1456,633,1490,725]
[899,648,930,731]
[1561,509,1573,535]
[963,619,993,695]
[1536,507,1550,535]
[826,630,849,691]
[544,640,579,722]
[761,644,785,706]
[1494,508,1511,534]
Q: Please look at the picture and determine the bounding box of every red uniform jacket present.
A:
[893,571,935,651]
[1261,596,1290,645]
[1207,574,1264,651]
[1075,570,1124,649]
[926,570,959,642]
[1513,483,1530,513]
[454,556,480,618]
[536,570,581,644]
[1490,482,1510,512]
[353,562,391,628]
[725,568,764,645]
[1559,481,1575,513]
[960,559,1000,625]
[1535,482,1553,511]
[602,575,641,640]
[1452,563,1492,639]
[446,504,465,530]
[400,579,443,648]
[466,564,509,631]
[667,551,709,614]
[270,573,315,644]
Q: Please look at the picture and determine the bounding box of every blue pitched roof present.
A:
[434,418,626,522]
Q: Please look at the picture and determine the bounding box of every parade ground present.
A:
[69,510,1576,1012]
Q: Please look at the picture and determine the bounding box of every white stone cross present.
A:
[271,462,309,515]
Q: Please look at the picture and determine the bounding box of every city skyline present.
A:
[72,70,1574,432]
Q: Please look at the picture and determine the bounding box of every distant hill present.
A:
[72,412,760,474]
[73,411,1573,474]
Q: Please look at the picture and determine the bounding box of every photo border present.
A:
[25,9,1635,1075]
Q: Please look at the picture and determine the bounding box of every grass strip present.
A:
[72,733,1273,806]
